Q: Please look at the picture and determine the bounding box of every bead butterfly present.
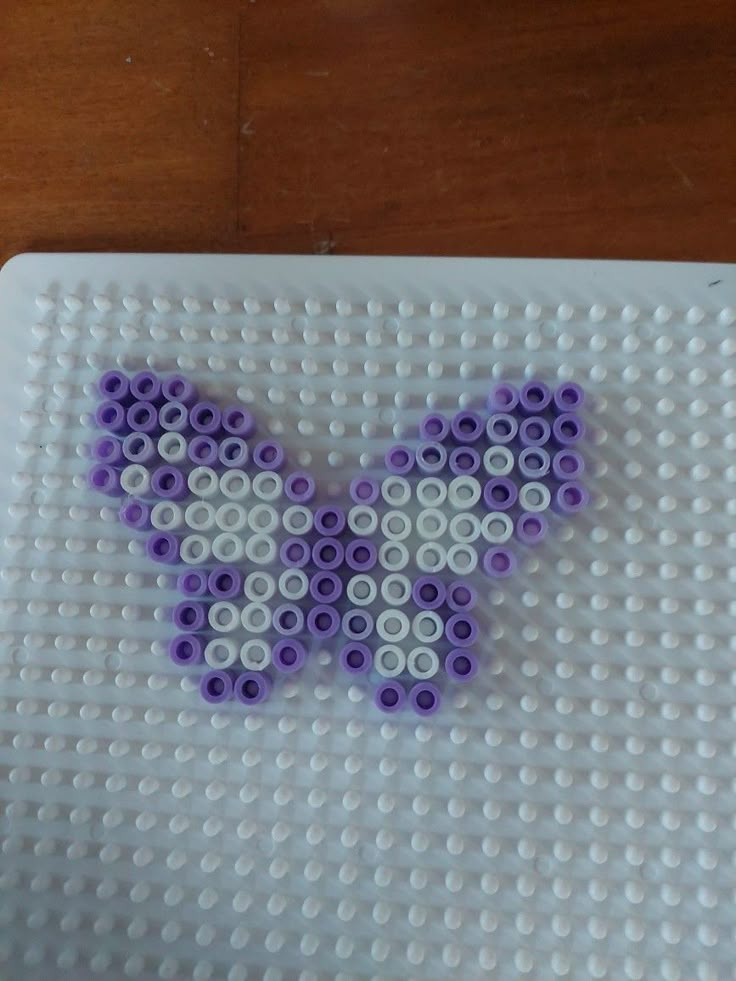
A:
[88,370,588,715]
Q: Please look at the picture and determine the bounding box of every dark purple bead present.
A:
[385,445,414,476]
[126,401,159,435]
[349,476,380,505]
[177,569,209,597]
[309,571,342,604]
[483,477,517,511]
[345,539,377,572]
[516,512,548,546]
[273,603,305,636]
[449,446,481,476]
[339,642,372,675]
[375,680,406,714]
[162,375,197,406]
[552,413,585,447]
[145,531,180,565]
[482,546,517,578]
[122,432,157,465]
[88,463,123,496]
[451,410,484,444]
[173,600,207,632]
[518,446,551,480]
[553,381,585,414]
[272,639,307,674]
[307,604,341,639]
[341,609,373,641]
[234,671,272,705]
[190,401,222,436]
[218,437,248,468]
[312,538,344,571]
[445,649,478,682]
[486,382,519,413]
[446,581,477,613]
[554,481,589,514]
[151,466,187,500]
[222,405,256,438]
[552,449,584,481]
[130,371,163,404]
[280,538,310,569]
[519,416,551,448]
[445,613,478,647]
[159,401,190,434]
[169,633,204,667]
[92,435,124,467]
[314,505,346,537]
[519,380,552,415]
[96,400,128,434]
[200,670,233,703]
[188,435,219,467]
[98,370,131,403]
[284,471,316,504]
[207,566,243,600]
[409,682,441,717]
[419,413,450,442]
[253,440,285,472]
[486,413,518,445]
[119,499,151,531]
[412,576,446,610]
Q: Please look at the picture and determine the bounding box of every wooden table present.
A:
[1,0,734,268]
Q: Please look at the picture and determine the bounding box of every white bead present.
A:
[449,512,481,543]
[380,573,412,607]
[212,532,245,563]
[481,512,513,544]
[483,445,514,477]
[247,503,279,534]
[381,476,411,507]
[447,543,479,575]
[407,646,440,680]
[120,464,150,497]
[374,644,407,678]
[416,477,447,508]
[346,574,378,607]
[179,534,212,565]
[252,471,283,502]
[348,505,378,536]
[245,533,277,565]
[215,503,247,533]
[188,466,219,499]
[208,601,241,633]
[378,541,410,572]
[282,505,313,536]
[240,638,272,671]
[277,569,308,601]
[416,542,447,573]
[519,481,552,512]
[411,611,444,644]
[381,510,412,541]
[157,432,188,465]
[448,476,481,509]
[150,502,183,532]
[241,602,272,633]
[184,501,217,533]
[415,508,448,541]
[204,637,239,669]
[244,571,276,603]
[219,469,251,501]
[376,609,410,643]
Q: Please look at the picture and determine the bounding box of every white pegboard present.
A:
[0,252,735,981]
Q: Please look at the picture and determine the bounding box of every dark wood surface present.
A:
[1,0,734,269]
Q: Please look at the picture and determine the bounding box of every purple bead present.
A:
[207,566,243,600]
[273,603,305,636]
[200,670,233,704]
[173,600,207,632]
[445,613,478,647]
[98,370,131,403]
[345,539,377,573]
[284,471,316,504]
[339,642,372,675]
[188,435,219,467]
[350,476,380,505]
[516,512,548,545]
[314,505,346,537]
[446,580,477,613]
[122,432,157,465]
[159,401,190,433]
[309,571,342,604]
[169,633,204,667]
[555,481,589,514]
[234,671,272,705]
[253,440,285,471]
[88,463,124,496]
[519,380,552,415]
[312,538,344,571]
[412,576,446,610]
[341,609,373,641]
[487,382,519,413]
[409,682,441,716]
[483,477,517,511]
[451,410,484,444]
[177,569,209,597]
[190,401,222,436]
[553,381,585,414]
[96,400,128,434]
[385,445,414,475]
[552,413,585,447]
[162,375,197,406]
[130,371,163,404]
[222,405,256,438]
[151,465,187,500]
[119,499,151,531]
[449,446,480,476]
[218,437,248,468]
[92,435,124,466]
[416,441,447,475]
[419,413,450,442]
[445,649,478,682]
[272,639,307,674]
[375,680,406,714]
[483,546,517,578]
[280,538,310,569]
[486,413,518,445]
[126,401,159,435]
[307,604,341,639]
[552,449,584,481]
[519,416,551,448]
[145,531,180,565]
[518,446,551,480]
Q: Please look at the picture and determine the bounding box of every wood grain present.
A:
[1,0,734,268]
